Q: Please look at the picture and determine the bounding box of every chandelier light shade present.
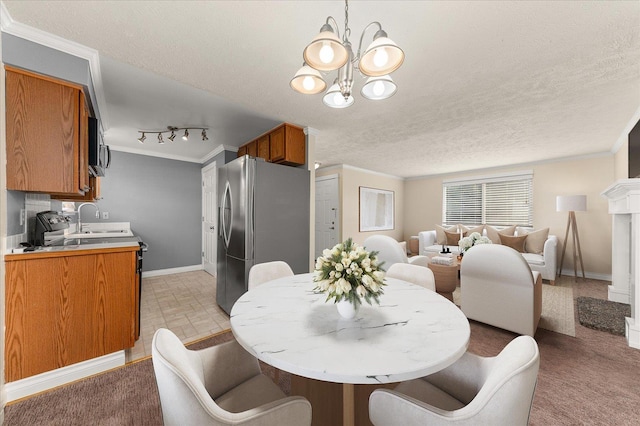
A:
[137,126,208,144]
[290,64,327,94]
[323,82,355,108]
[292,0,404,108]
[361,75,397,100]
[303,25,349,72]
[359,31,405,77]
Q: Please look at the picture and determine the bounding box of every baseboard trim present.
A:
[5,351,125,402]
[558,269,611,282]
[142,264,203,278]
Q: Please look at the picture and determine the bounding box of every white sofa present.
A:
[419,229,557,285]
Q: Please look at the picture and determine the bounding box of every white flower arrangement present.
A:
[313,238,386,307]
[458,232,492,253]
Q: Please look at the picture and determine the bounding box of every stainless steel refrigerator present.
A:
[216,155,310,314]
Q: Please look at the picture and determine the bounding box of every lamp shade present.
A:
[322,83,354,108]
[556,195,587,212]
[303,30,349,72]
[290,64,327,94]
[361,75,397,100]
[359,35,405,77]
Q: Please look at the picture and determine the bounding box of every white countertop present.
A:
[230,273,470,384]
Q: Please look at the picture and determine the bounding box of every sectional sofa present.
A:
[418,225,557,285]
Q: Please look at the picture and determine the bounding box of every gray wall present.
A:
[89,151,202,272]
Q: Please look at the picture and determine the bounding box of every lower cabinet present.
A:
[4,246,139,382]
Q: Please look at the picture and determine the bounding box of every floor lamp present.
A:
[557,195,586,278]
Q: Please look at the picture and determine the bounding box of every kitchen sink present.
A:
[65,222,134,238]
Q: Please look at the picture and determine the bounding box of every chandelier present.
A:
[137,126,209,144]
[290,0,404,108]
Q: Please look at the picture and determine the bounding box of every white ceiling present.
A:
[3,1,639,178]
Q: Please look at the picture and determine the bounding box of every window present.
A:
[443,171,533,227]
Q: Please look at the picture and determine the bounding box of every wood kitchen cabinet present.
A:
[236,123,306,166]
[51,176,101,201]
[4,246,139,382]
[5,66,90,195]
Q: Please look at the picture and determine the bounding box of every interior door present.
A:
[315,175,340,258]
[202,162,217,276]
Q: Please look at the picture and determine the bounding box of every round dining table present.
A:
[230,273,470,426]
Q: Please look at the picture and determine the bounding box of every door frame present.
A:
[202,161,217,275]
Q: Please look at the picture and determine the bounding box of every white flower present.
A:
[357,285,367,298]
[373,270,385,281]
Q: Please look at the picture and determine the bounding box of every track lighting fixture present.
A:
[291,0,404,108]
[136,126,209,144]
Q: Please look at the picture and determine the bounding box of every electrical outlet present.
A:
[102,211,109,220]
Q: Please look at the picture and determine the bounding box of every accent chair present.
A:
[151,328,311,426]
[369,335,540,425]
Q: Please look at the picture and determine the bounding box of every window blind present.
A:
[443,171,533,226]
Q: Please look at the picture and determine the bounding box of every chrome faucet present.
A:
[77,202,100,233]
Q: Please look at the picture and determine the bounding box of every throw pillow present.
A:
[500,234,527,253]
[444,230,462,246]
[485,225,516,244]
[464,225,485,237]
[519,227,549,254]
[435,224,457,245]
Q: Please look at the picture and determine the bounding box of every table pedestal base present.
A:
[291,375,396,426]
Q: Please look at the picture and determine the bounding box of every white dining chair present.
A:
[369,335,540,425]
[151,328,311,426]
[363,235,430,269]
[248,261,294,290]
[386,263,436,292]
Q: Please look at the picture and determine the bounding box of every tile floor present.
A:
[125,270,229,363]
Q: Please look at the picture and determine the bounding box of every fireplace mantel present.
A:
[602,179,640,349]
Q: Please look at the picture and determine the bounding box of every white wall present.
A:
[316,165,404,246]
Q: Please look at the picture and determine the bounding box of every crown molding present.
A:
[0,2,110,130]
[200,144,238,163]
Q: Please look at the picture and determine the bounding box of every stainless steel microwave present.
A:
[88,116,110,177]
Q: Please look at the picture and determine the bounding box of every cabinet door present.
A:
[269,125,286,162]
[5,249,137,382]
[6,68,86,194]
[257,135,270,160]
[246,140,258,157]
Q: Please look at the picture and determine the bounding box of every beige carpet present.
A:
[453,283,575,336]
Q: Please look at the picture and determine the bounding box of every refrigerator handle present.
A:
[221,181,232,249]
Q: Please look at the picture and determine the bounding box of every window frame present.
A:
[442,170,533,227]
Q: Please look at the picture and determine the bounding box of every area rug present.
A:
[453,284,575,337]
[577,296,630,336]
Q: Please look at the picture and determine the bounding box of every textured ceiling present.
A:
[3,1,640,178]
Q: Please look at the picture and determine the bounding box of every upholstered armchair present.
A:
[369,335,540,425]
[363,235,429,270]
[460,244,542,337]
[248,261,294,290]
[151,328,311,426]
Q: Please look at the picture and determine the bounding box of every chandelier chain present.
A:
[344,0,351,42]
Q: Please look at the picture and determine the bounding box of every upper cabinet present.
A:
[5,66,90,195]
[237,123,306,166]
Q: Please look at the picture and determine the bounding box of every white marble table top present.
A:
[230,273,470,384]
